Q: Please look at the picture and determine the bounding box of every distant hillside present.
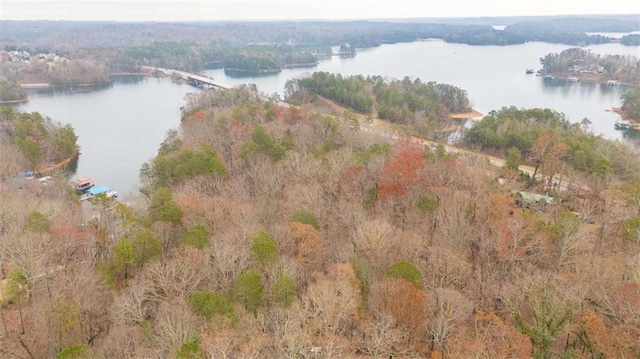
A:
[1,15,638,51]
[506,16,640,33]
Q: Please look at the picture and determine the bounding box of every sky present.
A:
[1,0,639,21]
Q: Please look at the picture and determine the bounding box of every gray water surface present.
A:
[16,76,197,198]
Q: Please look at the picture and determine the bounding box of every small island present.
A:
[538,47,640,86]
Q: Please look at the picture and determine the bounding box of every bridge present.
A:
[142,66,233,90]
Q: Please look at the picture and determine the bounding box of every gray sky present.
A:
[1,0,639,21]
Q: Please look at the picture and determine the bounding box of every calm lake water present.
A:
[14,40,640,196]
[16,76,198,198]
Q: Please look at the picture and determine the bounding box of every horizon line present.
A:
[1,13,639,23]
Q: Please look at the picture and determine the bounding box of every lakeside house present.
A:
[7,50,30,62]
[572,63,604,75]
[3,51,66,65]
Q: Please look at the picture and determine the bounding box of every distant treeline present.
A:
[1,16,638,51]
[111,43,327,72]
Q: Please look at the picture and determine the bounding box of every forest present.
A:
[0,107,78,173]
[1,84,640,358]
[463,106,639,182]
[541,48,640,85]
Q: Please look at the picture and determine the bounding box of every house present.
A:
[514,191,554,210]
[8,50,30,62]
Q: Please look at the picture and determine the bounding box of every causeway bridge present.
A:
[142,66,233,90]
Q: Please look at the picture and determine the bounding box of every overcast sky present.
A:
[1,0,639,21]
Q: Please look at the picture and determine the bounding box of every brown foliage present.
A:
[369,278,429,352]
[290,222,328,285]
[448,310,532,359]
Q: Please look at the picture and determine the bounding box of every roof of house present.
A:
[88,186,110,195]
[516,191,554,204]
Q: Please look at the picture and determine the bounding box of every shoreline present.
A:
[612,107,640,130]
[224,68,282,75]
[450,108,483,119]
[20,81,113,89]
[35,148,79,175]
[19,83,50,89]
[544,74,639,87]
[110,71,163,77]
[282,62,320,69]
[0,96,29,104]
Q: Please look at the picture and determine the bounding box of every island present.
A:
[538,47,640,86]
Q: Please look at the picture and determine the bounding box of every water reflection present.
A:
[223,70,282,79]
[111,75,146,85]
[28,82,113,97]
[623,128,640,142]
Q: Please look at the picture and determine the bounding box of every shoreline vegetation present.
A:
[0,76,28,103]
[0,108,79,180]
[612,107,638,126]
[616,88,640,126]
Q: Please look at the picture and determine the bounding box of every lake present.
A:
[16,76,198,198]
[14,40,640,196]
